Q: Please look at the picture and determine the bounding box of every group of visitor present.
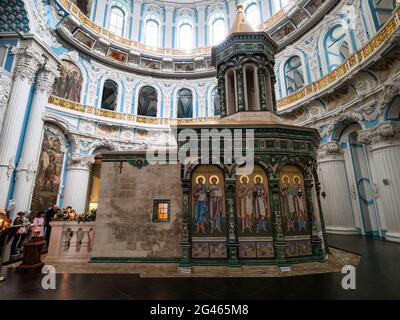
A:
[0,204,60,257]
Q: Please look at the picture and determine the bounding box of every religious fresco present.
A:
[280,165,309,237]
[140,58,161,70]
[174,62,195,72]
[96,124,119,137]
[191,166,226,257]
[107,48,128,64]
[270,21,296,42]
[30,127,66,214]
[73,29,96,49]
[285,240,312,257]
[236,166,274,259]
[52,60,83,103]
[236,166,272,237]
[192,165,225,236]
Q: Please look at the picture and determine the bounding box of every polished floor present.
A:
[0,235,399,300]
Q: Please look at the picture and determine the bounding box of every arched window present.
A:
[177,88,193,118]
[386,96,400,120]
[244,64,260,111]
[137,86,158,117]
[284,56,305,95]
[101,80,118,111]
[210,17,226,46]
[225,69,236,115]
[109,6,125,37]
[211,87,221,116]
[368,0,396,30]
[274,0,289,12]
[178,22,193,50]
[144,18,160,47]
[245,3,261,29]
[72,0,92,16]
[324,25,351,72]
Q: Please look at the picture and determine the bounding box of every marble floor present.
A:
[42,247,359,278]
[0,235,399,299]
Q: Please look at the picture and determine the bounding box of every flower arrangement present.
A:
[54,207,96,223]
[77,208,97,223]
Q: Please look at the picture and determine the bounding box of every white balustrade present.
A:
[46,221,95,262]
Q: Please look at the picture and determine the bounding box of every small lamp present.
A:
[0,212,11,231]
[68,209,77,221]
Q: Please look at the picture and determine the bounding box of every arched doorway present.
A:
[338,123,382,237]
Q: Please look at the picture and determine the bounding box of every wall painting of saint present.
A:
[52,60,83,103]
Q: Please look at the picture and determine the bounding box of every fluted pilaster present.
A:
[62,154,95,214]
[317,142,358,234]
[0,44,44,208]
[359,122,400,242]
[13,61,60,214]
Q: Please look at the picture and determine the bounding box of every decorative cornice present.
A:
[358,122,400,148]
[317,141,342,161]
[90,138,119,153]
[15,161,37,182]
[67,154,95,170]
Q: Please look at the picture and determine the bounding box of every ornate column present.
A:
[13,61,59,214]
[0,72,12,132]
[235,67,245,112]
[269,178,286,266]
[225,178,239,267]
[257,67,268,111]
[314,179,330,254]
[0,45,44,208]
[164,6,174,48]
[179,179,191,267]
[217,76,226,117]
[197,6,206,48]
[359,122,400,242]
[62,154,95,214]
[304,179,324,259]
[132,0,143,42]
[317,142,358,234]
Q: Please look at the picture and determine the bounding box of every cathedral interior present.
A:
[0,0,400,301]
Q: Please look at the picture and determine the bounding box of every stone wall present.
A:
[92,161,182,259]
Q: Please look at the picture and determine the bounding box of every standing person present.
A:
[10,212,29,256]
[193,177,208,234]
[209,176,223,234]
[32,212,45,238]
[253,176,269,232]
[237,176,254,233]
[45,204,58,245]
